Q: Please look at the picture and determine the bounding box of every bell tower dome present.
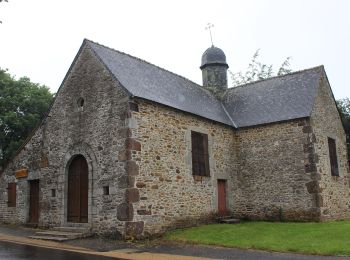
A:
[200,46,229,90]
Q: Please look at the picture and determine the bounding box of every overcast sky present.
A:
[0,0,349,99]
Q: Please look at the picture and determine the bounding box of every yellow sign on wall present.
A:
[15,168,28,179]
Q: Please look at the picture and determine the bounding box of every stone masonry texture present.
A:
[310,76,350,220]
[235,119,320,221]
[131,99,237,235]
[0,45,349,238]
[0,45,130,237]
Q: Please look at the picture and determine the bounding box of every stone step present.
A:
[28,226,93,242]
[220,218,241,224]
[218,215,234,220]
[35,231,84,239]
[28,235,70,242]
[52,226,91,234]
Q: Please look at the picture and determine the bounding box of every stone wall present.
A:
[0,44,130,236]
[310,74,350,220]
[129,99,238,236]
[235,119,319,221]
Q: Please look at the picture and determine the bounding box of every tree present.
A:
[0,69,54,167]
[229,49,292,87]
[336,98,350,160]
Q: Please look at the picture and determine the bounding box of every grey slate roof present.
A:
[222,67,322,127]
[87,40,233,126]
[86,39,322,129]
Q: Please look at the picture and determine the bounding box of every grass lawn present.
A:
[165,221,350,256]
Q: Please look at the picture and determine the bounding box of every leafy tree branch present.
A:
[336,98,350,160]
[229,49,292,87]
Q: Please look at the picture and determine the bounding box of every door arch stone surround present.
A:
[59,142,97,227]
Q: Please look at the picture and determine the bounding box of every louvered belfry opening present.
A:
[328,137,339,176]
[191,131,210,176]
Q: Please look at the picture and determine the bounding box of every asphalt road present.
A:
[133,242,350,260]
[2,239,350,260]
[0,241,122,260]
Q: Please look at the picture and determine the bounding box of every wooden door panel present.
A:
[217,180,227,216]
[29,180,39,223]
[67,155,88,223]
[68,173,80,222]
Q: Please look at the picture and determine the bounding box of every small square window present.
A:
[51,189,56,197]
[103,186,110,195]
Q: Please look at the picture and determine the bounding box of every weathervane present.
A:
[205,23,214,46]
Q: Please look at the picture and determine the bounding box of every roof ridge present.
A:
[84,38,203,88]
[229,65,324,90]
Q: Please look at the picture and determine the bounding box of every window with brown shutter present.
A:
[7,182,16,207]
[328,137,339,176]
[191,131,210,176]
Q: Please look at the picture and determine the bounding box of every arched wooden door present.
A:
[67,155,88,223]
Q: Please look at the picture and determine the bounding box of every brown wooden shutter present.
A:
[328,138,339,176]
[191,131,200,175]
[191,131,210,177]
[7,182,16,207]
[202,133,210,176]
[197,133,204,176]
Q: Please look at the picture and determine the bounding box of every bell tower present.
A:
[200,45,229,90]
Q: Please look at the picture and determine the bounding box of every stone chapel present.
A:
[0,39,349,238]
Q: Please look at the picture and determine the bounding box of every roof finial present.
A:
[205,23,214,46]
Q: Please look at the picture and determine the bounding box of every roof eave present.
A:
[237,116,310,129]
